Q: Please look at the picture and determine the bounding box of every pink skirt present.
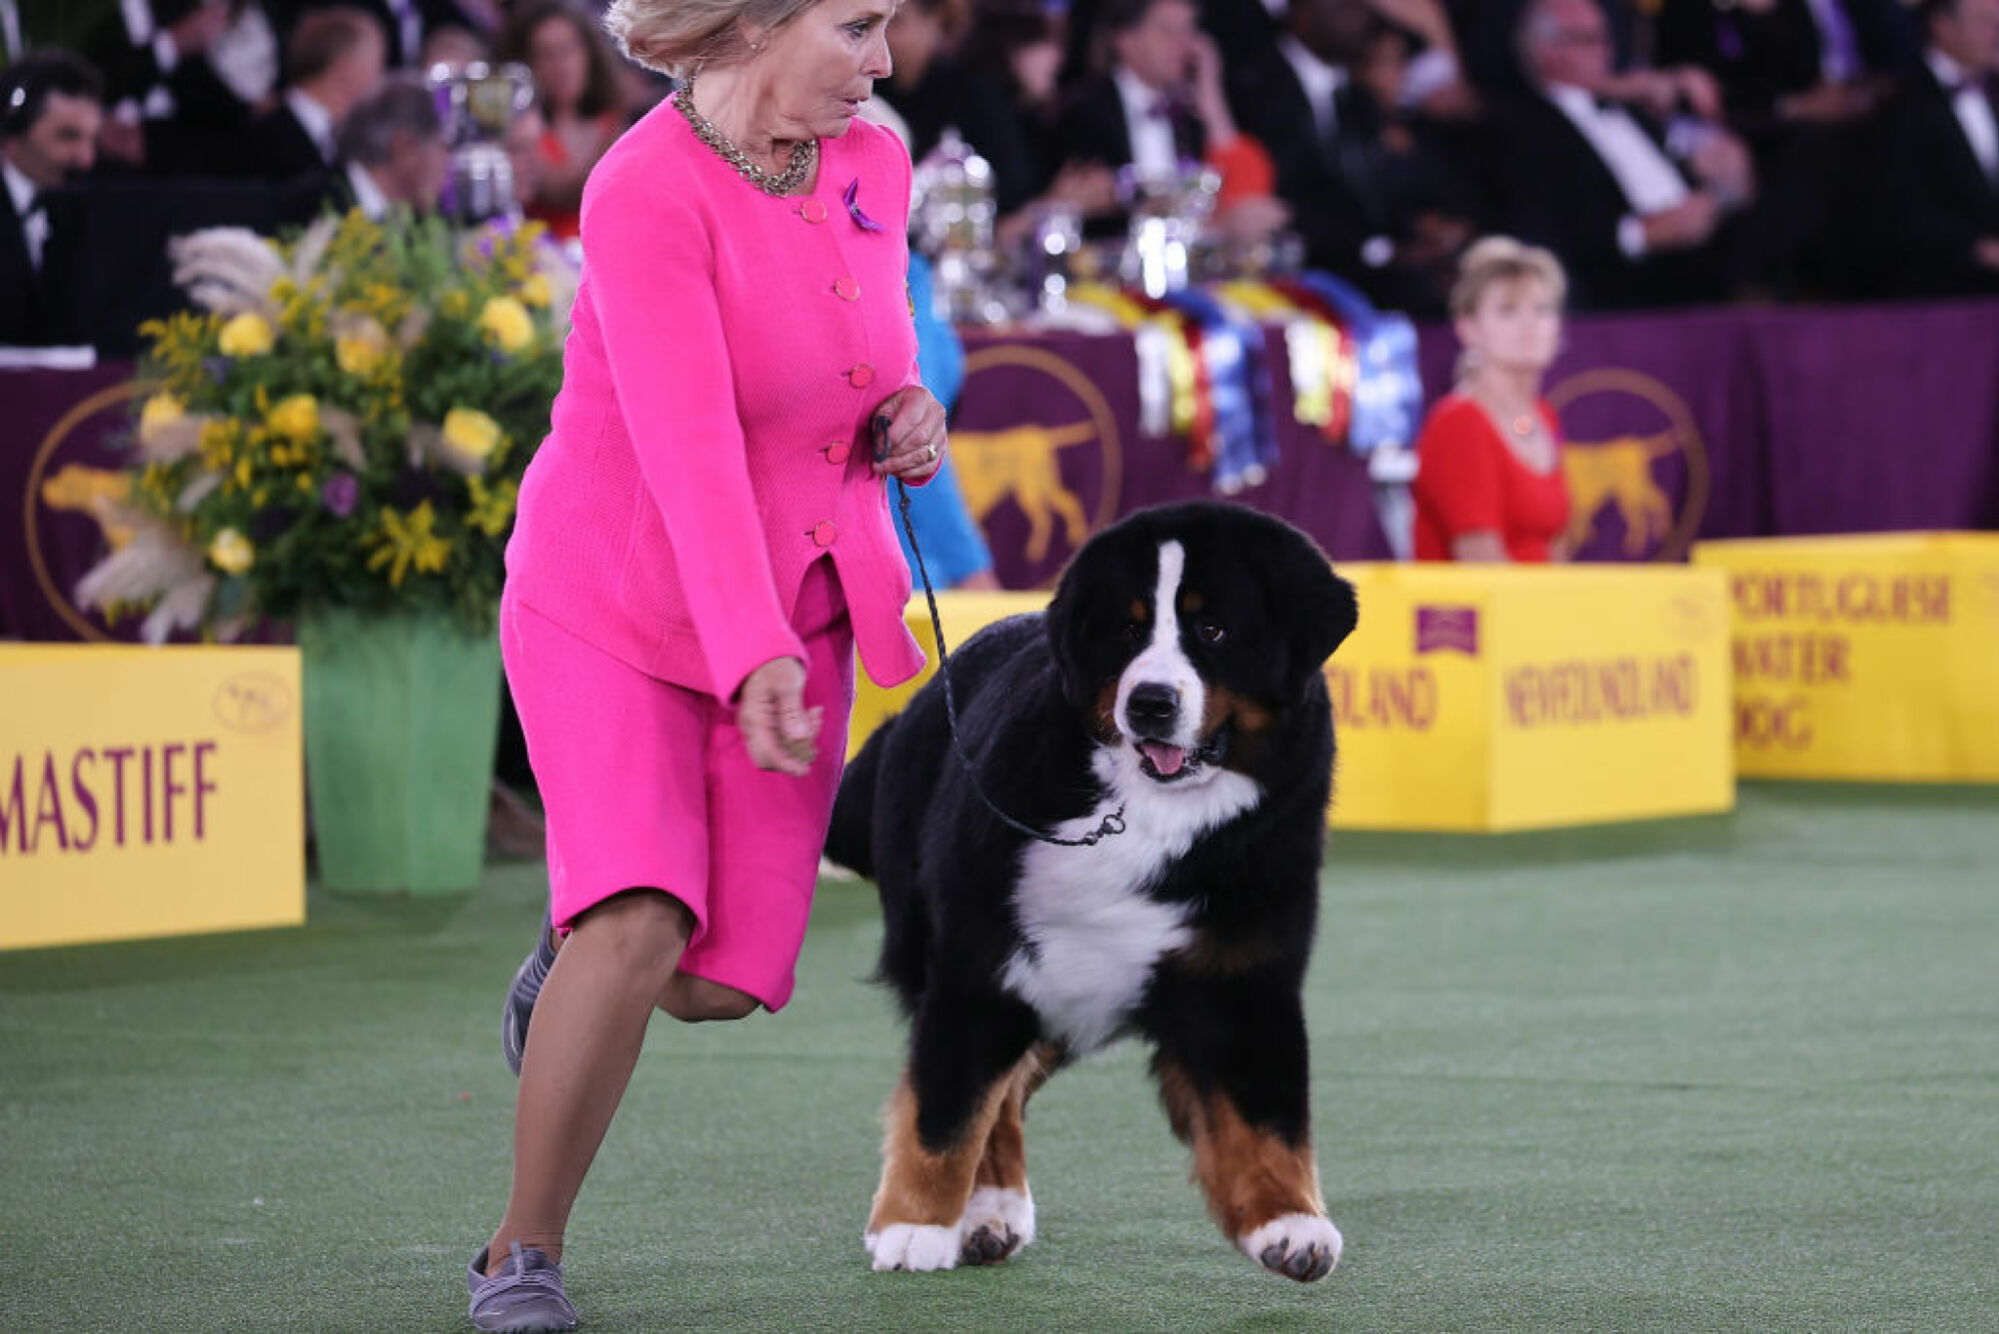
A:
[499,559,856,1012]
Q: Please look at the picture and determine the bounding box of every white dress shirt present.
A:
[286,87,341,165]
[4,157,47,272]
[1278,33,1347,144]
[1113,65,1182,182]
[345,160,391,220]
[1547,82,1689,216]
[1928,49,1999,184]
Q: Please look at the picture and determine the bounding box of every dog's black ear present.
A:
[1045,566,1097,709]
[1281,548,1359,703]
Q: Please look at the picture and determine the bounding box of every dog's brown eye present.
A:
[1197,620,1225,644]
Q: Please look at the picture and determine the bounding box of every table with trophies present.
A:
[905,129,1420,586]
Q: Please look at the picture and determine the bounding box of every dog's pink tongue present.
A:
[1141,742,1186,776]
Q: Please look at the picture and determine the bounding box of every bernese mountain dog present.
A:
[825,500,1359,1283]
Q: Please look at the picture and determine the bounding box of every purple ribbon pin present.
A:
[844,179,882,233]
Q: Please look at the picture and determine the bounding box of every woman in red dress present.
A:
[1411,237,1573,562]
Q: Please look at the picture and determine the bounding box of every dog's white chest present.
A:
[1000,751,1261,1053]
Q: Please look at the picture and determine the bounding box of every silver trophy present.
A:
[911,127,1007,324]
[428,61,535,226]
[1120,162,1219,298]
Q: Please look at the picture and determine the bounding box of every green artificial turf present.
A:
[2,782,1995,1332]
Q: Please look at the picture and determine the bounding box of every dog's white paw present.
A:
[1239,1212,1342,1283]
[959,1186,1035,1265]
[866,1223,962,1272]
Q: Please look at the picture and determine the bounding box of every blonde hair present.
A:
[1449,236,1566,380]
[605,0,825,75]
[1449,235,1567,319]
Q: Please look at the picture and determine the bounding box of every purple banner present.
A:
[1,364,146,643]
[9,298,1999,640]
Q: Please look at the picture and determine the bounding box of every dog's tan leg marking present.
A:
[865,1070,1013,1272]
[1158,1063,1342,1283]
[961,1046,1058,1265]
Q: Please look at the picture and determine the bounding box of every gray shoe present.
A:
[467,1241,577,1332]
[502,910,557,1077]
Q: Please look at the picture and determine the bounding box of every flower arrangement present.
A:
[79,208,572,640]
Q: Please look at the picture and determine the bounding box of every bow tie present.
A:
[1146,95,1185,122]
[21,190,42,217]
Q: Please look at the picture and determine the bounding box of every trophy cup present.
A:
[428,61,536,226]
[911,127,1007,324]
[1120,161,1219,299]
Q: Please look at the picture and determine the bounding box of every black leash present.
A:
[892,476,1125,848]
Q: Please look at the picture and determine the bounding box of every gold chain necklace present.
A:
[672,77,817,198]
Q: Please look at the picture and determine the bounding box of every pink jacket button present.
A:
[811,520,838,547]
[826,440,851,464]
[834,276,861,301]
[847,363,875,387]
[800,199,828,223]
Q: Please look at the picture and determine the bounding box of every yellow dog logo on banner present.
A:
[1549,370,1709,562]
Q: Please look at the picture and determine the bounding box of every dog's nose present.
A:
[1126,682,1179,735]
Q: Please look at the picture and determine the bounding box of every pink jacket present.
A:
[505,102,927,701]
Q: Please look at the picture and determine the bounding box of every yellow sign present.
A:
[0,645,305,951]
[1327,564,1734,831]
[1694,533,1999,781]
[848,592,1051,757]
[847,568,1733,833]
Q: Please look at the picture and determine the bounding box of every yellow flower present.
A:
[466,475,519,537]
[266,393,320,445]
[441,407,504,464]
[478,295,534,354]
[365,501,452,588]
[336,321,390,375]
[218,312,275,358]
[208,528,255,575]
[518,274,552,308]
[198,419,236,470]
[138,393,185,446]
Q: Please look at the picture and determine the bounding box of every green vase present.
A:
[296,607,502,895]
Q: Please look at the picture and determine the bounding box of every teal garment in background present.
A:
[894,253,995,588]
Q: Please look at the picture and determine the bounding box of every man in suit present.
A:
[239,4,385,180]
[1051,0,1290,244]
[1228,0,1483,311]
[82,0,277,174]
[1873,0,1999,295]
[1496,0,1757,308]
[1,51,103,347]
[319,71,447,217]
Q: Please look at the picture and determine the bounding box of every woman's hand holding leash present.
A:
[738,657,822,775]
[872,386,947,482]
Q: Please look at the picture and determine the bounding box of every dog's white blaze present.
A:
[1003,746,1260,1053]
[1115,539,1205,751]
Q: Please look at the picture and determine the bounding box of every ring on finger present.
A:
[924,441,939,461]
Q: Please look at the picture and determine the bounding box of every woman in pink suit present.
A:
[464,0,946,1323]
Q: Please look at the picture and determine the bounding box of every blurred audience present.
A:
[1872,0,1999,296]
[239,6,387,181]
[4,0,1999,359]
[1411,236,1572,563]
[498,0,623,241]
[1052,0,1290,247]
[1228,0,1483,313]
[2,51,103,345]
[83,0,277,174]
[419,22,492,72]
[1494,0,1757,308]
